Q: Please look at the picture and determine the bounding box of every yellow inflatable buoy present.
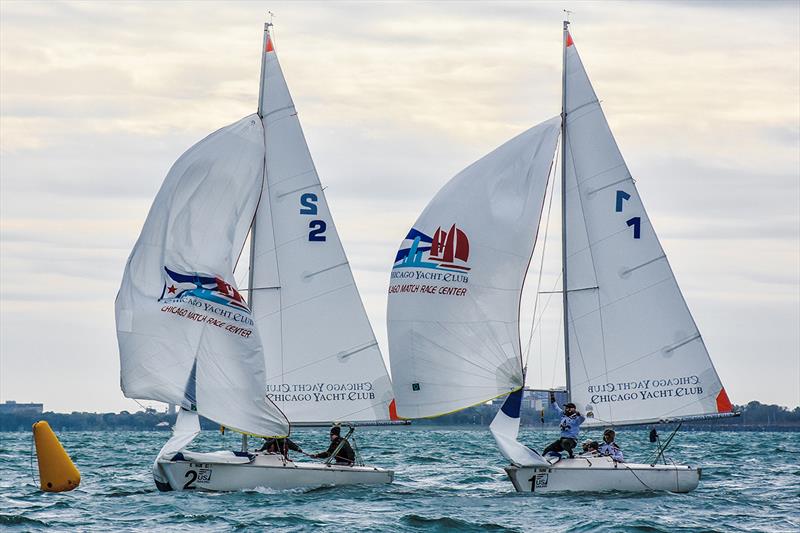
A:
[32,421,80,492]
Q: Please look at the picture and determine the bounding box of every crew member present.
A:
[542,392,585,459]
[311,426,355,466]
[579,440,600,457]
[259,437,302,459]
[599,428,624,462]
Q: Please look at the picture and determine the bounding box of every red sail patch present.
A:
[266,37,274,53]
[716,387,733,413]
[389,399,401,421]
[566,33,574,47]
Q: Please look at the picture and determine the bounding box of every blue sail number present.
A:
[615,190,631,212]
[300,193,326,242]
[299,193,318,215]
[308,220,327,241]
[626,217,641,239]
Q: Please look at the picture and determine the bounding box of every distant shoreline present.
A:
[2,400,798,432]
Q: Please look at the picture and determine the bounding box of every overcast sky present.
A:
[1,1,798,413]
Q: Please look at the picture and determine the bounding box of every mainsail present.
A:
[561,31,732,427]
[115,115,290,437]
[387,118,561,419]
[250,33,395,424]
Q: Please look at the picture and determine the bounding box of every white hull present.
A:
[505,455,700,493]
[154,452,393,492]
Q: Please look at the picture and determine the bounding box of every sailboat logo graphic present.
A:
[393,224,471,273]
[158,267,250,312]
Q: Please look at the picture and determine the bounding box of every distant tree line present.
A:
[0,401,798,432]
[413,400,800,431]
[0,409,221,433]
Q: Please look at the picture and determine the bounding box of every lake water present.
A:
[1,427,798,532]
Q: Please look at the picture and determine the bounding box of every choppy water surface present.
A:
[1,427,798,532]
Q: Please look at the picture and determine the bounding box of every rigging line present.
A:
[550,306,563,388]
[566,132,611,395]
[525,273,562,353]
[517,145,558,375]
[523,145,559,370]
[258,109,287,389]
[622,463,655,490]
[563,277,594,402]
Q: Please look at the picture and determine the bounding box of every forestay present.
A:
[250,35,395,424]
[387,119,561,419]
[561,32,732,427]
[115,115,289,437]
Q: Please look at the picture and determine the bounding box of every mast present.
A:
[560,19,571,402]
[248,21,273,309]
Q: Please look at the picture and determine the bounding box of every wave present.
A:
[401,514,518,532]
[0,514,49,527]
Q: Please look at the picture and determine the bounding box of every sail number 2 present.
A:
[299,193,327,242]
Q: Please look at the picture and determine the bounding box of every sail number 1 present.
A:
[299,193,327,242]
[616,190,640,239]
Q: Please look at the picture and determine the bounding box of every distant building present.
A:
[0,401,44,415]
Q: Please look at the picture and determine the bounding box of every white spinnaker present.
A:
[115,115,289,437]
[250,37,395,424]
[562,33,731,427]
[387,119,561,419]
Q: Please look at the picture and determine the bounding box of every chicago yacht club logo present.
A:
[159,267,250,313]
[393,224,471,273]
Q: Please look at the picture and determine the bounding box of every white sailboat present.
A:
[386,22,734,494]
[116,23,395,492]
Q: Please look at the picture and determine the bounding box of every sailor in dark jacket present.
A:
[259,437,303,459]
[311,426,355,466]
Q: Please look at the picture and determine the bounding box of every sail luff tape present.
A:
[32,421,81,492]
